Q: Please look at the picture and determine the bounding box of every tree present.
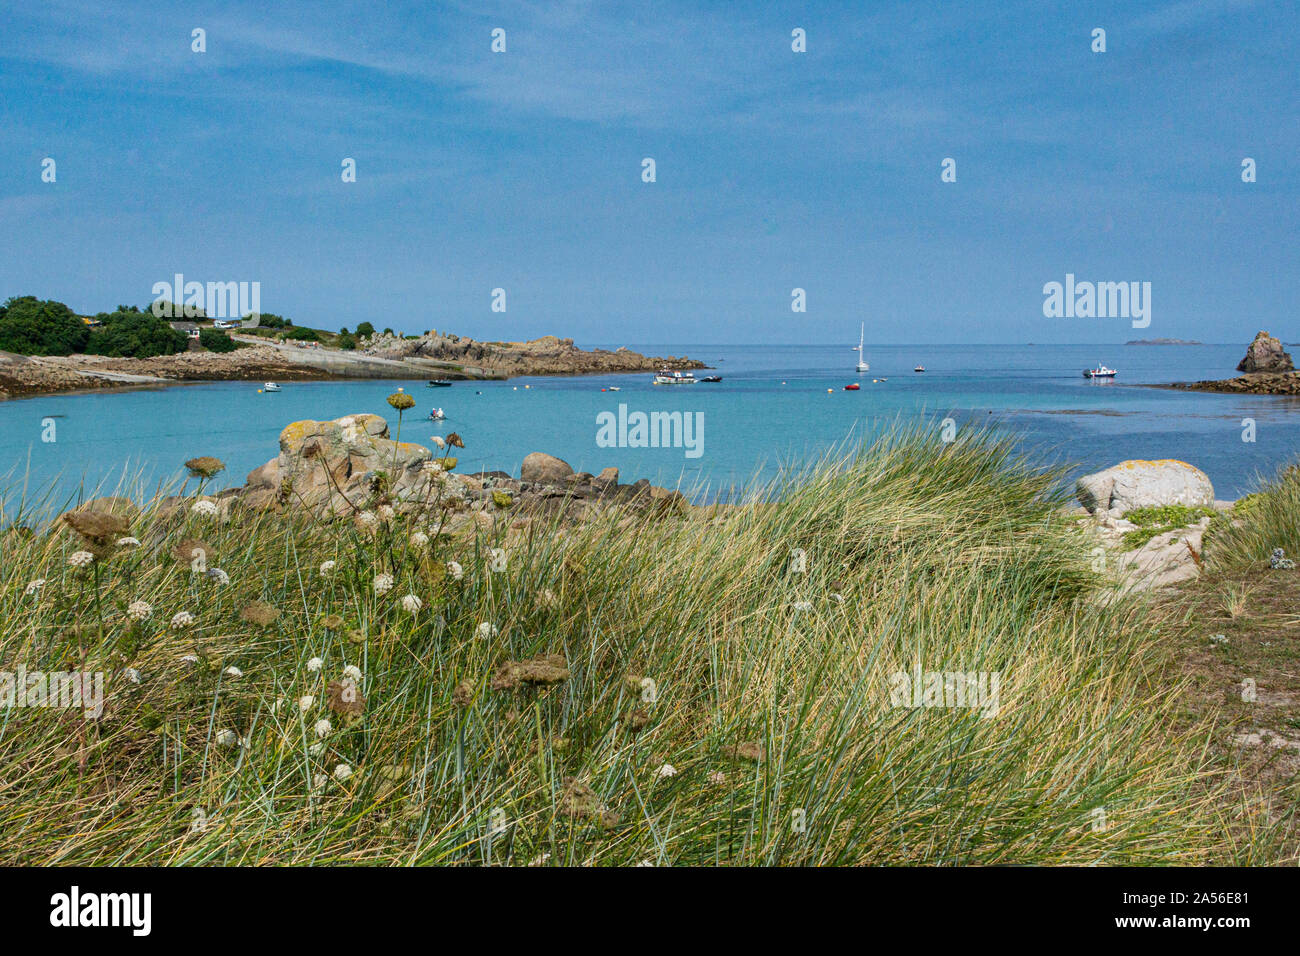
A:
[0,296,89,355]
[199,328,237,353]
[336,333,357,350]
[355,321,375,338]
[85,311,187,357]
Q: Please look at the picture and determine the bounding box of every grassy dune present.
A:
[0,428,1277,865]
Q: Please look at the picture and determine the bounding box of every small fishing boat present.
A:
[701,375,722,383]
[427,380,452,388]
[428,408,445,421]
[843,383,861,391]
[914,365,926,373]
[653,369,697,385]
[854,323,869,372]
[1083,364,1117,379]
[262,382,281,392]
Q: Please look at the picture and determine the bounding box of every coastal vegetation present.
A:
[0,425,1290,865]
[0,295,336,360]
[0,296,88,356]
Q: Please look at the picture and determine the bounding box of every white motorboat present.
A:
[652,369,696,385]
[1083,364,1117,379]
[262,382,281,392]
[854,323,869,372]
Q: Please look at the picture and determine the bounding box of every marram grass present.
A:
[0,426,1256,865]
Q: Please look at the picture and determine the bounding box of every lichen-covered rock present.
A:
[1236,331,1294,373]
[1076,460,1214,515]
[242,413,437,515]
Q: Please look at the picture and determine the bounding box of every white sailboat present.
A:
[854,323,869,372]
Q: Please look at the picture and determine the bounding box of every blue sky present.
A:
[0,0,1295,345]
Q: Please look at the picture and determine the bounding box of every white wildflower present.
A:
[124,668,142,684]
[333,763,353,781]
[319,560,337,576]
[373,573,394,595]
[224,666,243,678]
[189,807,208,834]
[24,578,45,596]
[789,548,808,574]
[215,729,237,747]
[446,561,463,581]
[298,695,315,711]
[312,773,328,792]
[488,548,507,573]
[206,567,230,586]
[656,763,677,778]
[830,592,845,605]
[377,504,396,522]
[126,600,152,621]
[476,622,498,640]
[422,458,443,474]
[309,742,325,756]
[792,601,814,613]
[409,531,429,548]
[401,593,423,614]
[116,536,140,548]
[430,436,446,448]
[191,499,219,518]
[171,610,195,628]
[180,654,199,665]
[540,588,558,608]
[68,551,95,568]
[307,657,323,672]
[357,511,379,529]
[314,718,332,738]
[342,664,362,681]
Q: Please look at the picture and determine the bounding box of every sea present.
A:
[1,343,1297,517]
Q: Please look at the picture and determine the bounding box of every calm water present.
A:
[2,344,1298,515]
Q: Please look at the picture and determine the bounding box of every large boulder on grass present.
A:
[1236,331,1294,373]
[521,451,574,484]
[1076,460,1214,515]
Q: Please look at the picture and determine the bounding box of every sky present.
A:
[0,0,1295,346]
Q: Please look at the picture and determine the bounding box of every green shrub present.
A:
[284,326,319,341]
[199,328,237,353]
[84,311,188,358]
[0,296,89,355]
[336,333,357,350]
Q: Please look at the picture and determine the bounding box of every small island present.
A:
[1126,338,1203,345]
[1156,331,1299,396]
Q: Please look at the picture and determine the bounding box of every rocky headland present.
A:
[0,333,706,401]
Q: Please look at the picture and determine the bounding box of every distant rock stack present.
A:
[1236,331,1294,373]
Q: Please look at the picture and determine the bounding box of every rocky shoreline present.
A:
[1150,331,1298,396]
[1154,372,1300,397]
[0,334,707,401]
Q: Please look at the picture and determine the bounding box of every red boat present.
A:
[843,383,861,391]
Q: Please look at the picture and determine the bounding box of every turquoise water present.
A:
[1,343,1297,515]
